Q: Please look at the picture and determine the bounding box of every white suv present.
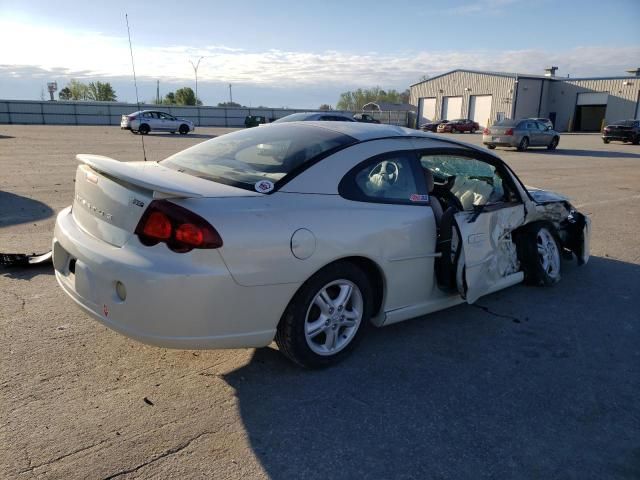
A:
[121,110,195,135]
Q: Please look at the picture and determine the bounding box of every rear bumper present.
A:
[482,135,518,147]
[602,133,633,141]
[53,207,296,349]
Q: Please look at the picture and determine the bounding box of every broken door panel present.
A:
[454,204,525,304]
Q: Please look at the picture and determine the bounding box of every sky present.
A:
[1,0,639,108]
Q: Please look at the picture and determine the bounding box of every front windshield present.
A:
[161,124,356,191]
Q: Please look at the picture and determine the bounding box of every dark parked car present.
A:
[420,119,448,132]
[353,113,381,123]
[437,118,480,133]
[602,120,640,144]
[273,112,356,123]
[245,115,268,128]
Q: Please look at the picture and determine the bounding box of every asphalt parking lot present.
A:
[1,125,639,479]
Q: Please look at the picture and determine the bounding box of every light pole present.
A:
[189,56,204,105]
[229,83,233,104]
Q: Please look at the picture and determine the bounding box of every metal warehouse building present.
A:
[410,67,640,132]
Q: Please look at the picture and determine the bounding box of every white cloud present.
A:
[442,0,520,15]
[0,19,637,92]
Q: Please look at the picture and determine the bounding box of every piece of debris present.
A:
[143,397,154,406]
[0,251,52,267]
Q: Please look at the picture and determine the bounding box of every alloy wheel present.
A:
[536,228,560,280]
[304,279,363,356]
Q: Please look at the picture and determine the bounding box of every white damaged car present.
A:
[53,122,590,367]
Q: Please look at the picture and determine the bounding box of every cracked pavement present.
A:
[1,126,639,479]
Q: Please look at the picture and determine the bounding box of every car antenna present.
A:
[125,13,147,162]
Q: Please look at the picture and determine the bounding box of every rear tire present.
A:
[471,128,476,134]
[547,136,559,150]
[632,135,639,145]
[275,262,373,368]
[517,136,529,151]
[487,144,496,150]
[179,124,189,135]
[602,138,610,144]
[138,124,150,135]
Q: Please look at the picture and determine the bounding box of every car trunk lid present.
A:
[72,154,258,247]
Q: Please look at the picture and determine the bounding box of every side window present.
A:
[419,153,516,210]
[339,152,425,204]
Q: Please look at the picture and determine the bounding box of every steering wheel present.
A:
[368,160,400,190]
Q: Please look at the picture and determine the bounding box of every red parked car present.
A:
[437,118,480,133]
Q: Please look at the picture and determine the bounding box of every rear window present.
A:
[613,120,637,127]
[494,119,517,126]
[161,124,356,191]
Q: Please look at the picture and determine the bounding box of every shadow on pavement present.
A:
[144,133,217,139]
[0,191,54,227]
[527,148,640,159]
[223,256,640,479]
[1,263,54,280]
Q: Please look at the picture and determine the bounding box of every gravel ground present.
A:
[1,125,639,479]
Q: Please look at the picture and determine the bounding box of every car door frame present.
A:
[415,146,526,303]
[337,148,440,318]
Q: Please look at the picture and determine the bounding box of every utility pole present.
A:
[229,84,233,104]
[189,57,204,105]
[156,80,160,104]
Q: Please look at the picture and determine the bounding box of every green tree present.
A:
[162,92,176,104]
[336,87,411,110]
[175,87,196,106]
[87,81,117,101]
[217,101,242,107]
[59,87,72,100]
[67,79,89,100]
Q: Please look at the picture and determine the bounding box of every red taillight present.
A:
[505,128,514,136]
[135,200,223,253]
[175,223,204,246]
[483,128,490,135]
[142,211,172,240]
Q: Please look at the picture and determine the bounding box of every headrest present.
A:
[424,168,434,193]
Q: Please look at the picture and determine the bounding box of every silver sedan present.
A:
[483,119,560,151]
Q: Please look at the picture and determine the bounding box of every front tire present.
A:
[547,136,559,150]
[632,135,639,145]
[179,124,190,135]
[517,224,561,286]
[517,136,529,151]
[487,144,496,150]
[275,262,373,368]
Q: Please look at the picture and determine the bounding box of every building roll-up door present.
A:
[576,92,609,105]
[575,92,609,131]
[418,98,436,123]
[442,96,462,120]
[469,95,492,128]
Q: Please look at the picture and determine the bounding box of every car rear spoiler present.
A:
[76,154,204,199]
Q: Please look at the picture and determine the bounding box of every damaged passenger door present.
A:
[419,151,526,304]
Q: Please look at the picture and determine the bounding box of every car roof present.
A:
[274,121,431,141]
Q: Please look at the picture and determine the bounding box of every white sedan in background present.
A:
[53,122,590,368]
[121,110,195,135]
